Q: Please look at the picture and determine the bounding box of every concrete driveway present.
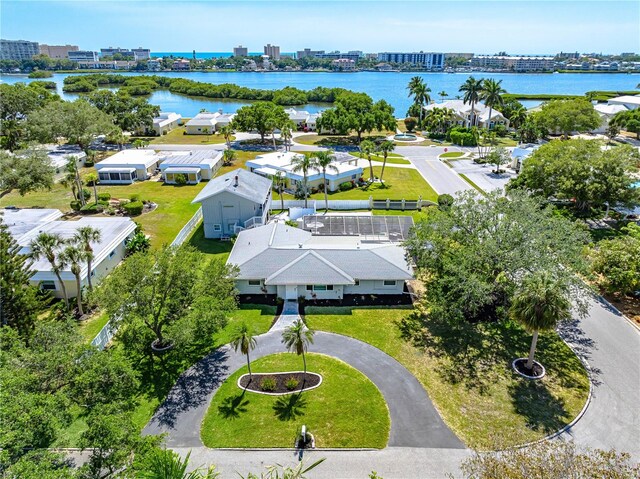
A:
[449,159,517,193]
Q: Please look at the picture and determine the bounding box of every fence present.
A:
[280,198,435,211]
[91,207,204,350]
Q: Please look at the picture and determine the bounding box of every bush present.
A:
[285,377,300,391]
[80,203,104,214]
[339,181,353,191]
[82,188,92,200]
[98,192,111,201]
[437,194,454,210]
[285,219,298,227]
[260,376,276,392]
[123,201,144,216]
[404,117,418,132]
[97,200,110,207]
[448,126,477,146]
[70,200,82,211]
[174,173,187,186]
[84,160,94,167]
[129,194,141,202]
[493,124,508,137]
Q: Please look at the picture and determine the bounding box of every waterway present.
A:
[2,71,638,118]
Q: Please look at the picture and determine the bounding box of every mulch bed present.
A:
[239,372,321,394]
[513,358,545,378]
[302,292,412,309]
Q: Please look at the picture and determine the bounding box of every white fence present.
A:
[91,318,115,350]
[280,198,434,211]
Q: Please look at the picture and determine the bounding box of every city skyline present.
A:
[1,1,639,55]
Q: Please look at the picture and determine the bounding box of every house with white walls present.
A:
[159,150,222,184]
[95,149,162,184]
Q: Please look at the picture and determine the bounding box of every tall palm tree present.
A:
[438,90,448,103]
[311,151,339,211]
[273,170,287,212]
[510,271,572,371]
[480,79,506,129]
[59,244,86,316]
[407,77,431,125]
[73,226,101,291]
[61,157,85,206]
[376,140,395,186]
[281,319,315,381]
[231,322,257,381]
[280,120,295,152]
[218,125,234,149]
[290,154,314,209]
[30,232,70,310]
[359,139,376,182]
[459,76,484,127]
[509,104,528,130]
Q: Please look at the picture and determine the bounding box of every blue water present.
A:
[2,71,638,118]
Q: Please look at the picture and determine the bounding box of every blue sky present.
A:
[2,1,639,54]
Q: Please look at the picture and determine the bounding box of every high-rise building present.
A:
[470,55,555,71]
[39,44,79,59]
[1,39,40,60]
[314,51,361,62]
[296,48,325,59]
[132,48,151,60]
[263,44,280,60]
[100,47,134,59]
[377,52,445,69]
[68,50,99,62]
[233,45,248,57]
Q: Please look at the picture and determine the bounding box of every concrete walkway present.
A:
[270,300,302,330]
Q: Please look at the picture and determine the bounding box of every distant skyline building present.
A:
[377,51,445,69]
[263,43,280,60]
[445,52,474,60]
[0,39,39,60]
[100,47,134,58]
[314,51,362,62]
[296,48,325,59]
[68,50,99,62]
[39,44,79,59]
[132,48,151,60]
[470,55,555,71]
[233,45,248,57]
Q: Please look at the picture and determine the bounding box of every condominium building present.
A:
[470,55,555,71]
[296,48,325,59]
[263,44,280,60]
[332,58,355,71]
[1,39,39,60]
[445,52,474,60]
[132,48,151,60]
[233,45,248,57]
[39,44,79,59]
[315,51,361,62]
[68,50,99,62]
[100,47,134,58]
[377,52,445,69]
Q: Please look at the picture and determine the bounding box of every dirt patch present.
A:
[239,372,322,395]
[603,293,640,326]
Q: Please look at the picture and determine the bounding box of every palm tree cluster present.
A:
[423,107,457,135]
[407,76,432,125]
[459,77,507,129]
[29,225,102,316]
[359,139,395,186]
[289,151,341,211]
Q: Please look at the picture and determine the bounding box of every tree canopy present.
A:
[610,108,640,139]
[0,147,55,196]
[508,139,639,211]
[404,190,589,323]
[85,89,160,134]
[231,101,288,141]
[590,223,640,296]
[536,99,601,139]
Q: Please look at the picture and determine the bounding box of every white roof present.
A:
[163,167,201,174]
[285,108,311,121]
[98,167,136,173]
[247,152,362,181]
[607,95,640,106]
[192,168,272,204]
[153,112,182,127]
[0,208,63,243]
[595,103,630,115]
[186,112,221,127]
[424,99,506,121]
[95,149,160,170]
[159,150,222,169]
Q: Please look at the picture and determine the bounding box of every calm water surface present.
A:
[2,71,638,117]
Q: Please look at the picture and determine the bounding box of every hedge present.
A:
[123,201,144,216]
[98,192,111,201]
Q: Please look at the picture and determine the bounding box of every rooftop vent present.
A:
[234,175,239,187]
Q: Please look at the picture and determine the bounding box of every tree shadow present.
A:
[508,380,569,434]
[273,393,307,421]
[218,391,249,419]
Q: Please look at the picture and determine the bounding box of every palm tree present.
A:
[231,322,258,382]
[459,76,484,127]
[273,170,287,212]
[311,151,339,211]
[30,233,70,310]
[139,448,219,479]
[280,120,295,152]
[61,157,85,206]
[218,125,234,149]
[359,139,376,182]
[509,105,528,130]
[376,140,395,186]
[281,319,315,381]
[59,244,86,316]
[85,172,99,203]
[290,154,314,209]
[438,90,448,103]
[480,79,506,129]
[73,226,102,291]
[407,77,431,125]
[222,149,236,166]
[510,271,572,371]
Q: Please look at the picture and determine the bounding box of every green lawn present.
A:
[440,152,465,159]
[285,167,437,202]
[294,133,391,146]
[149,126,233,145]
[458,173,485,194]
[304,306,590,450]
[77,311,110,343]
[201,353,390,448]
[350,152,411,165]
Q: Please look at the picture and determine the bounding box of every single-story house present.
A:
[285,108,311,128]
[159,150,222,184]
[246,151,363,192]
[424,99,509,129]
[510,144,540,171]
[95,149,161,184]
[185,113,219,134]
[1,208,136,299]
[40,144,87,180]
[606,95,640,111]
[226,222,413,300]
[214,113,236,130]
[192,168,272,238]
[152,112,182,136]
[593,103,628,134]
[306,113,321,131]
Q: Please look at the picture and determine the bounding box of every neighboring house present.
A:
[34,144,86,181]
[246,151,363,192]
[285,108,312,129]
[593,103,628,134]
[152,112,182,136]
[95,149,161,184]
[607,95,640,111]
[159,150,223,184]
[172,59,190,70]
[213,112,236,130]
[1,208,136,299]
[226,222,413,300]
[510,144,540,171]
[192,168,272,238]
[306,113,321,131]
[185,112,219,134]
[424,99,509,129]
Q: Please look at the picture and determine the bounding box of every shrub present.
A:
[84,160,94,167]
[70,200,82,211]
[437,194,454,210]
[80,203,103,214]
[285,377,300,391]
[339,181,353,191]
[129,194,141,202]
[82,188,92,200]
[98,192,111,201]
[493,124,508,137]
[404,117,418,132]
[97,200,110,207]
[260,377,276,392]
[123,201,144,216]
[285,219,298,227]
[174,173,187,186]
[448,126,477,146]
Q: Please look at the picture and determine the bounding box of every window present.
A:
[351,174,357,179]
[326,285,334,291]
[383,280,396,287]
[311,285,332,291]
[109,250,116,258]
[40,280,56,290]
[354,280,360,286]
[213,224,222,232]
[248,280,261,286]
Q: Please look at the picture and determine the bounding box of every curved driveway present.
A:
[143,331,463,449]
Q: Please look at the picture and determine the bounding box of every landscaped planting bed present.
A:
[238,371,322,394]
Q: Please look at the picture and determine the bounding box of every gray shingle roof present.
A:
[192,169,272,204]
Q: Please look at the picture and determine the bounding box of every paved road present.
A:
[143,331,463,450]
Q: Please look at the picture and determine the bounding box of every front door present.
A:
[285,285,298,300]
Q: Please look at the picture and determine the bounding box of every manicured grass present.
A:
[304,306,590,449]
[285,167,437,202]
[439,152,465,159]
[201,353,390,448]
[187,224,233,261]
[294,132,392,146]
[350,152,411,165]
[77,311,110,343]
[458,173,485,194]
[150,126,233,145]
